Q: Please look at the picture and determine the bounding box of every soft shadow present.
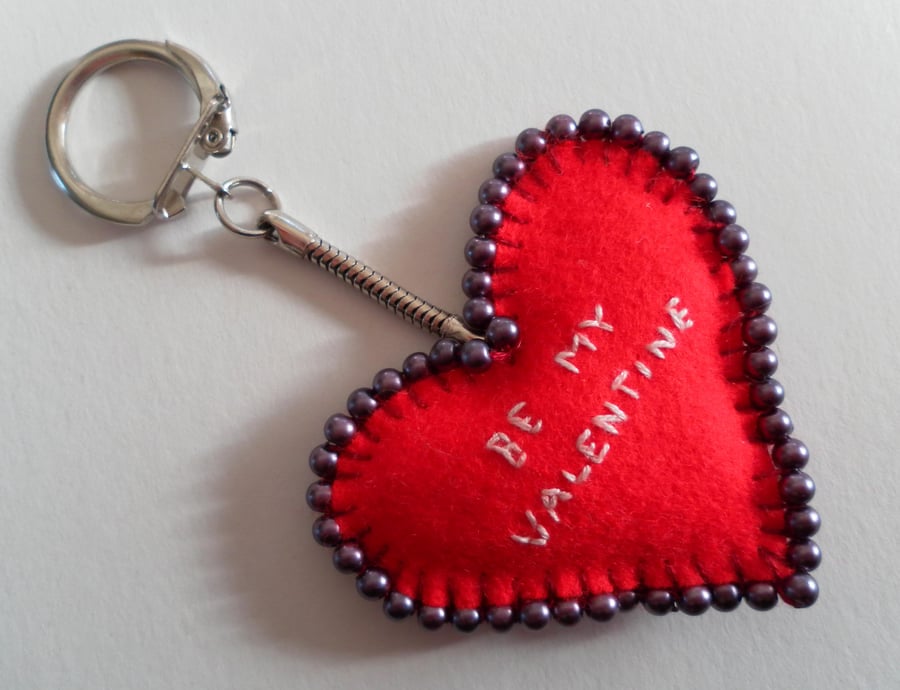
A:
[188,144,630,655]
[193,362,629,658]
[189,142,489,656]
[21,62,622,653]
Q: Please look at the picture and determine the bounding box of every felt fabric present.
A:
[331,140,790,610]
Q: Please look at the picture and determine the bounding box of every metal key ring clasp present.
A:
[46,39,236,225]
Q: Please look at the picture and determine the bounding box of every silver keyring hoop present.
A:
[46,39,235,225]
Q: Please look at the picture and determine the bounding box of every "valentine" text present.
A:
[483,297,694,547]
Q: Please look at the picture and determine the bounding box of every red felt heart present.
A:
[307,116,820,628]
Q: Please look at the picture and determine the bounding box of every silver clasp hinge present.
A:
[155,84,235,220]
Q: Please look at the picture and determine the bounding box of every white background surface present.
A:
[2,1,898,688]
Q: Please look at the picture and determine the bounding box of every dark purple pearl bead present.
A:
[402,352,429,383]
[479,177,512,204]
[515,128,547,159]
[578,109,611,139]
[717,224,750,257]
[487,606,516,631]
[485,317,520,350]
[309,445,338,479]
[711,583,742,612]
[462,269,492,298]
[749,379,785,410]
[553,599,582,625]
[786,539,822,571]
[610,114,644,147]
[305,481,331,513]
[546,114,578,140]
[356,569,390,599]
[785,506,821,538]
[641,131,670,159]
[737,283,772,315]
[459,339,493,372]
[678,586,712,615]
[418,606,447,630]
[428,338,459,372]
[730,255,759,287]
[464,237,497,268]
[323,414,356,447]
[664,146,700,178]
[707,200,737,226]
[780,573,819,608]
[453,608,481,632]
[643,590,674,615]
[463,297,495,331]
[743,347,779,381]
[745,582,778,611]
[779,471,816,505]
[520,601,551,629]
[690,173,718,203]
[773,438,810,470]
[743,315,778,347]
[372,368,403,399]
[383,591,415,620]
[586,593,619,621]
[617,590,639,611]
[469,204,503,236]
[333,543,365,573]
[312,516,341,547]
[346,388,378,419]
[645,590,673,614]
[758,408,794,442]
[491,154,526,184]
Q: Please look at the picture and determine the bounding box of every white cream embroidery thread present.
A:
[666,297,694,332]
[486,432,527,468]
[510,509,550,546]
[507,401,543,434]
[575,429,610,465]
[578,304,614,332]
[611,370,639,399]
[646,326,677,359]
[592,401,629,435]
[541,488,573,523]
[506,297,692,547]
[554,305,612,374]
[562,465,592,485]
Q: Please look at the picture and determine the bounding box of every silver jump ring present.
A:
[214,178,282,237]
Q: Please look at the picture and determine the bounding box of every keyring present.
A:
[46,39,236,225]
[44,39,820,631]
[45,40,475,342]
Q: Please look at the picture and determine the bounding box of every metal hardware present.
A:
[262,209,476,342]
[46,40,478,343]
[46,39,235,225]
[214,178,281,237]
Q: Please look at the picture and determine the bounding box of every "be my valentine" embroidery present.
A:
[485,297,694,547]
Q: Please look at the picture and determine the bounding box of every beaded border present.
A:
[305,110,821,631]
